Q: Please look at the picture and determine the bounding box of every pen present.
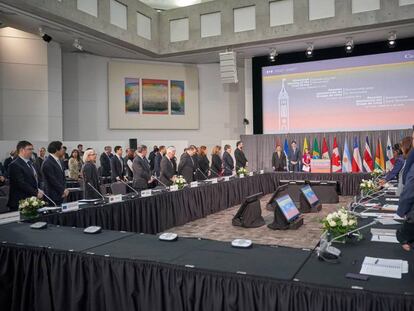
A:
[375,259,379,264]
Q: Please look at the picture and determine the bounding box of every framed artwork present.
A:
[124,78,140,113]
[170,80,185,115]
[142,79,168,115]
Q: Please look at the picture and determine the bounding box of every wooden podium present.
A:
[310,159,331,173]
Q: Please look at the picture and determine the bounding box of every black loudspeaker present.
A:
[232,192,265,228]
[129,138,138,150]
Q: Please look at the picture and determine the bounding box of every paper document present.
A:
[382,204,398,212]
[360,257,403,279]
[378,218,400,225]
[371,235,399,243]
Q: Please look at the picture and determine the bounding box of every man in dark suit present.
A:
[154,146,166,178]
[178,145,197,183]
[62,146,70,170]
[160,146,177,186]
[42,141,69,206]
[132,145,155,190]
[223,144,234,176]
[289,140,301,172]
[7,141,44,211]
[34,147,46,187]
[148,145,158,173]
[234,141,248,170]
[124,148,135,180]
[3,150,16,178]
[272,145,287,171]
[99,146,112,177]
[111,146,127,182]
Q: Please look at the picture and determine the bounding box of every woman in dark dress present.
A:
[82,149,101,199]
[272,145,287,171]
[210,145,223,178]
[196,146,210,180]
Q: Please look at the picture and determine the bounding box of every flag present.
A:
[283,138,290,172]
[385,135,394,172]
[322,137,329,159]
[312,137,320,159]
[331,137,342,172]
[352,137,363,173]
[303,137,308,154]
[342,140,352,173]
[375,139,385,171]
[362,136,374,172]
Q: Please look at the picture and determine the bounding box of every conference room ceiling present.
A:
[1,6,414,65]
[140,0,213,11]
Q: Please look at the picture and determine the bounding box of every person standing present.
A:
[111,146,127,182]
[34,147,46,186]
[124,148,135,180]
[132,145,155,191]
[160,146,177,186]
[100,146,113,178]
[234,141,248,170]
[289,140,301,172]
[178,145,197,183]
[210,146,223,177]
[148,145,158,172]
[7,141,44,211]
[3,150,16,178]
[68,149,81,180]
[154,146,166,178]
[302,148,312,172]
[223,145,234,176]
[272,145,286,171]
[42,141,69,206]
[196,146,210,180]
[82,149,101,199]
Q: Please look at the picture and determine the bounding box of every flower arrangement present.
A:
[370,168,383,179]
[322,208,358,243]
[173,175,186,189]
[237,167,248,176]
[19,196,46,219]
[360,179,379,196]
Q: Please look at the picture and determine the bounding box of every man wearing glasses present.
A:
[7,141,44,211]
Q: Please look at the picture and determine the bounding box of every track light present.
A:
[269,48,278,62]
[388,31,397,48]
[305,43,313,58]
[38,27,52,43]
[73,39,83,51]
[345,38,354,53]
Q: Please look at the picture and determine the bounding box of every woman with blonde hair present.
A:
[82,149,101,199]
[210,145,222,177]
[196,145,210,180]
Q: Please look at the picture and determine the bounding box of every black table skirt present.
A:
[1,244,412,311]
[39,172,369,234]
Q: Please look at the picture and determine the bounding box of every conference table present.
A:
[37,172,370,234]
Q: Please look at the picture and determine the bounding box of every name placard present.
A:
[211,178,218,184]
[170,185,179,191]
[260,170,264,174]
[190,181,198,188]
[61,201,79,213]
[140,189,152,197]
[108,194,123,203]
[224,176,230,182]
[239,174,245,178]
[249,172,254,177]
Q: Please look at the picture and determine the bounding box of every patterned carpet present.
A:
[166,194,353,249]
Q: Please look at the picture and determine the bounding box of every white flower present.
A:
[32,201,38,207]
[329,220,336,227]
[326,214,333,221]
[349,219,356,226]
[342,219,348,226]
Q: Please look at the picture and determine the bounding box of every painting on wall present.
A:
[170,80,185,115]
[142,79,169,114]
[124,78,140,113]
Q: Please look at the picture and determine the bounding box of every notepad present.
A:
[371,235,399,243]
[360,257,403,279]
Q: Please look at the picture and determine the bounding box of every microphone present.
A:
[317,220,379,261]
[41,190,57,207]
[196,167,208,180]
[151,175,169,189]
[351,188,389,212]
[209,167,220,177]
[87,182,105,201]
[119,179,139,197]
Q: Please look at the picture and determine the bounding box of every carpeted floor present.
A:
[166,194,353,249]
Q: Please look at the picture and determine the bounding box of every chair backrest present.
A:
[110,182,127,195]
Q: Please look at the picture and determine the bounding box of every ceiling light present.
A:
[269,48,278,62]
[305,43,313,58]
[345,38,354,53]
[388,31,397,48]
[73,39,83,51]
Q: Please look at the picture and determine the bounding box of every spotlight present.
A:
[269,48,278,62]
[73,38,83,51]
[38,27,52,43]
[388,31,397,48]
[305,43,313,58]
[345,38,354,53]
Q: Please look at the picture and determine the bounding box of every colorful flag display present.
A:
[312,137,320,159]
[342,140,352,173]
[375,139,385,171]
[322,137,329,159]
[303,137,308,154]
[362,136,374,172]
[352,137,363,173]
[385,135,394,172]
[331,137,342,172]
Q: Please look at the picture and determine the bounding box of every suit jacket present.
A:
[154,152,163,177]
[82,162,101,200]
[223,151,234,176]
[397,163,414,217]
[148,151,156,171]
[234,148,248,169]
[34,157,45,182]
[124,156,134,179]
[3,156,14,178]
[111,155,125,182]
[272,152,286,171]
[132,156,151,190]
[100,153,112,177]
[7,157,39,211]
[41,156,66,205]
[196,154,209,180]
[210,154,222,177]
[289,148,301,171]
[160,156,176,186]
[178,153,196,183]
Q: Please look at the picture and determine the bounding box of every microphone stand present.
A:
[119,179,139,198]
[87,182,106,203]
[41,190,57,207]
[151,175,169,190]
[196,167,208,180]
